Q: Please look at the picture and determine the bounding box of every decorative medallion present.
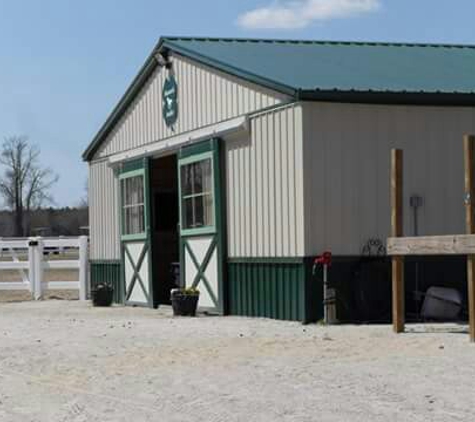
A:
[162,75,178,127]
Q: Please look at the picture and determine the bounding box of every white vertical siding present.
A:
[225,104,305,258]
[96,54,289,159]
[88,160,120,260]
[302,102,475,256]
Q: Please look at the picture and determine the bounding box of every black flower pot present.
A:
[170,292,199,316]
[92,284,114,307]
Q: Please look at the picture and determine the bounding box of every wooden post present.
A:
[391,149,405,333]
[463,135,475,342]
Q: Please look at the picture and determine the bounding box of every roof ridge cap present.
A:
[162,36,475,49]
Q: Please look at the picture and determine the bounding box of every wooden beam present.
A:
[464,135,475,342]
[387,234,475,255]
[391,149,404,333]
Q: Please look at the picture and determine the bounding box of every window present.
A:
[121,175,145,235]
[180,158,214,230]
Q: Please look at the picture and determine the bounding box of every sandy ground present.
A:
[0,301,474,422]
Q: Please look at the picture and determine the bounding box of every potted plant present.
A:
[170,287,200,316]
[91,282,114,307]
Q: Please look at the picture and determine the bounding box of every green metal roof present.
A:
[83,37,475,161]
[164,37,475,94]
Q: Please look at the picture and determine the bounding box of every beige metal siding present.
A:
[225,104,305,258]
[96,54,289,159]
[88,160,120,260]
[302,102,475,256]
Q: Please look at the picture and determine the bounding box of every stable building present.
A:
[84,37,475,322]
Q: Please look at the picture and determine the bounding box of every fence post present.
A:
[28,237,37,299]
[78,236,88,301]
[34,237,44,300]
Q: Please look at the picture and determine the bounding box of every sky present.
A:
[0,0,474,207]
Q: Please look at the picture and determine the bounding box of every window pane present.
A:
[180,165,193,196]
[180,158,214,231]
[203,193,214,226]
[183,197,194,229]
[124,205,144,234]
[194,195,204,227]
[200,160,212,193]
[121,174,145,235]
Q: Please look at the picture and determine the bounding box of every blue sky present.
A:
[0,0,474,206]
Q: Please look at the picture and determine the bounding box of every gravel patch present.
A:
[0,301,473,421]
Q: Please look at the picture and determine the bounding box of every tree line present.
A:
[0,136,88,237]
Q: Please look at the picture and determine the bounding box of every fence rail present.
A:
[0,236,88,300]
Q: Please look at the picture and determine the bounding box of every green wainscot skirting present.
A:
[90,260,123,304]
[227,258,322,323]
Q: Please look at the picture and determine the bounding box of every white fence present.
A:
[0,236,88,300]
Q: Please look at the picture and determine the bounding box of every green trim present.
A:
[178,137,225,314]
[82,50,159,161]
[90,260,123,304]
[214,138,228,314]
[90,259,121,265]
[228,257,305,264]
[121,233,147,242]
[178,148,216,236]
[120,157,154,309]
[144,156,154,308]
[227,258,321,323]
[119,160,148,241]
[184,239,219,306]
[120,159,146,174]
[179,151,213,166]
[177,138,217,159]
[119,168,145,180]
[298,90,475,107]
[124,243,150,302]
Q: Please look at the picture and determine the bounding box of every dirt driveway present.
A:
[0,301,473,422]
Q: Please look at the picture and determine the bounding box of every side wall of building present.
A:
[224,103,305,258]
[224,104,319,322]
[88,159,121,260]
[302,102,475,256]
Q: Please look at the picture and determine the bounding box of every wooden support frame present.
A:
[387,136,475,342]
[391,149,405,333]
[388,234,475,255]
[464,135,475,342]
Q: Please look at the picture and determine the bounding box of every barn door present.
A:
[119,158,153,307]
[178,139,225,314]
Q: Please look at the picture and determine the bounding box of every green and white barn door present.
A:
[178,139,225,314]
[119,158,154,307]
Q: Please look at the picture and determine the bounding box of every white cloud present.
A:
[237,0,381,30]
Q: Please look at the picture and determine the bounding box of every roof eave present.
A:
[298,89,475,106]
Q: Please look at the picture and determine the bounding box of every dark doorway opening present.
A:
[150,154,179,307]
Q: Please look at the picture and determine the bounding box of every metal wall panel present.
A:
[302,102,475,255]
[90,260,122,303]
[225,104,305,258]
[88,160,121,260]
[95,54,289,159]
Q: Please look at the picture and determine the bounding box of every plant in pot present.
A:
[170,287,200,316]
[91,282,114,307]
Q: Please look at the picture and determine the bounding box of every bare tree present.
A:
[0,136,58,236]
[77,178,88,209]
